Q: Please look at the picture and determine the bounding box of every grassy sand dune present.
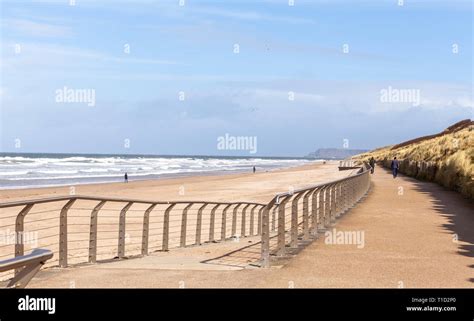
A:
[356,120,474,198]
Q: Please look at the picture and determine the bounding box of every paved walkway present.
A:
[28,169,474,288]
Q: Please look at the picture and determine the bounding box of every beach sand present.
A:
[1,161,349,203]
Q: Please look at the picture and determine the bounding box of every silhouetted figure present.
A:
[124,172,128,183]
[253,166,256,173]
[369,157,376,174]
[391,157,399,178]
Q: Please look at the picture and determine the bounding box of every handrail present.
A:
[260,162,371,267]
[0,195,264,209]
[0,194,267,272]
[274,164,367,199]
[0,249,53,288]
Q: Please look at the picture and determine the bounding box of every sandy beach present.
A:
[0,161,351,203]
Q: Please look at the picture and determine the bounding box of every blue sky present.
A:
[0,0,472,156]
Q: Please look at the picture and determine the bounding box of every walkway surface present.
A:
[27,169,474,288]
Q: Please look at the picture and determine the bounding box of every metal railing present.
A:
[0,248,53,288]
[260,163,371,267]
[0,163,371,280]
[0,195,265,276]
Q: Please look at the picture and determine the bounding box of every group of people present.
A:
[368,156,400,178]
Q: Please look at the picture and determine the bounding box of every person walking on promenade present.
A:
[124,172,128,183]
[391,157,399,178]
[369,157,376,174]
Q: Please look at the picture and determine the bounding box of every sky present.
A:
[0,0,473,157]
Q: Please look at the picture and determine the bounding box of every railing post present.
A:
[209,204,219,242]
[15,204,33,259]
[221,204,232,241]
[231,204,241,237]
[271,206,277,232]
[14,204,34,275]
[277,196,291,256]
[359,176,363,200]
[310,188,319,237]
[342,180,348,213]
[162,203,176,251]
[351,178,356,205]
[142,203,157,255]
[249,205,257,236]
[180,203,193,247]
[357,176,362,201]
[337,181,344,217]
[59,199,76,268]
[367,170,370,192]
[260,203,273,268]
[290,194,303,248]
[365,171,369,193]
[257,207,263,235]
[302,190,311,240]
[195,204,207,245]
[354,177,358,204]
[241,204,250,237]
[348,179,353,207]
[324,186,331,227]
[356,176,359,201]
[330,184,336,224]
[89,201,106,263]
[347,180,351,211]
[318,187,326,229]
[118,202,133,259]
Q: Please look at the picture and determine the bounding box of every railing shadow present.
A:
[200,239,264,269]
[388,169,474,283]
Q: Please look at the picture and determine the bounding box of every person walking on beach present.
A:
[369,157,376,174]
[391,157,399,178]
[253,166,256,173]
[124,172,128,183]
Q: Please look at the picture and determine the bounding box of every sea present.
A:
[0,153,318,190]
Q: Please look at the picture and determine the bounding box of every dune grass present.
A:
[356,125,474,198]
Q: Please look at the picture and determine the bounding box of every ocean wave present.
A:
[0,170,30,176]
[0,155,314,188]
[3,169,189,181]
